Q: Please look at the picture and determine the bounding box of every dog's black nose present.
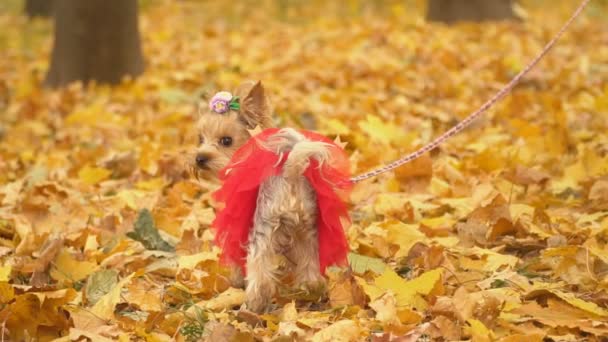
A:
[195,154,209,168]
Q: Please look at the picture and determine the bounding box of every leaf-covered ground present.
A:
[1,1,608,341]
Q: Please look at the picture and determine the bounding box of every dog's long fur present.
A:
[245,129,330,311]
[195,81,327,312]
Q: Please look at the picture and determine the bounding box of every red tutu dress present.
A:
[212,128,352,275]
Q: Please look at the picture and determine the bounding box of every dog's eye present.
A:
[198,135,204,144]
[219,136,233,147]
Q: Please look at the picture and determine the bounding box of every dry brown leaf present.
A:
[327,270,367,308]
[311,320,361,342]
[191,287,245,312]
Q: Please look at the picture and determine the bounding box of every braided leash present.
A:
[349,0,591,184]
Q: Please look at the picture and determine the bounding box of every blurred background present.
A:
[2,0,606,88]
[0,0,606,183]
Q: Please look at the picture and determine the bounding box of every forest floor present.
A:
[1,0,608,341]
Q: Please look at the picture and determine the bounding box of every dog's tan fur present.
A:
[194,81,272,176]
[194,81,327,312]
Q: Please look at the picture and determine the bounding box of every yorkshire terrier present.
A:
[193,81,350,312]
[193,81,273,176]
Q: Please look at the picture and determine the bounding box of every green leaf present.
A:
[127,209,175,252]
[490,279,508,288]
[229,96,240,110]
[348,252,387,274]
[84,269,119,305]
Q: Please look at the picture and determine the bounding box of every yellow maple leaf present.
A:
[135,328,173,342]
[358,115,411,146]
[0,282,14,303]
[116,189,149,210]
[584,237,608,265]
[466,319,494,342]
[135,177,165,191]
[92,273,136,320]
[66,102,128,127]
[397,307,423,325]
[68,306,113,332]
[457,247,519,272]
[369,292,399,324]
[69,329,115,342]
[526,289,608,317]
[6,294,43,340]
[383,221,428,258]
[320,118,351,136]
[50,248,99,283]
[360,268,443,310]
[78,165,112,185]
[0,263,11,282]
[280,301,299,322]
[178,251,219,270]
[124,277,163,312]
[139,142,160,175]
[311,320,361,342]
[373,193,411,219]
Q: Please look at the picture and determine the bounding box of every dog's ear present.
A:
[197,94,209,118]
[236,81,272,129]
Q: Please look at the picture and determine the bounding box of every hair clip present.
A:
[209,91,240,114]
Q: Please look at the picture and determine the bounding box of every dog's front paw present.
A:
[246,294,272,313]
[229,266,245,289]
[245,279,275,313]
[300,278,326,298]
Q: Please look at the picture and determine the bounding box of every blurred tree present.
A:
[427,0,515,23]
[45,0,144,87]
[24,0,53,18]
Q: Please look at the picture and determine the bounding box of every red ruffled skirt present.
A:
[212,128,352,275]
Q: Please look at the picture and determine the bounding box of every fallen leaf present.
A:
[428,315,461,341]
[360,268,443,310]
[124,276,164,311]
[311,320,361,342]
[69,329,115,342]
[525,289,608,317]
[50,247,99,283]
[466,318,494,342]
[191,287,245,311]
[369,292,399,324]
[78,165,112,185]
[0,282,15,303]
[92,273,136,320]
[327,270,368,308]
[127,209,175,252]
[348,252,387,274]
[383,221,428,258]
[497,334,544,342]
[0,263,10,281]
[358,115,410,146]
[177,251,218,270]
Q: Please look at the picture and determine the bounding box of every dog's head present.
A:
[193,81,273,177]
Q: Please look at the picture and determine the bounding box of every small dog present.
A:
[194,81,350,312]
[193,81,273,176]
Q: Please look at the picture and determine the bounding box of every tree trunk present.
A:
[45,0,144,88]
[427,0,515,23]
[24,0,53,18]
